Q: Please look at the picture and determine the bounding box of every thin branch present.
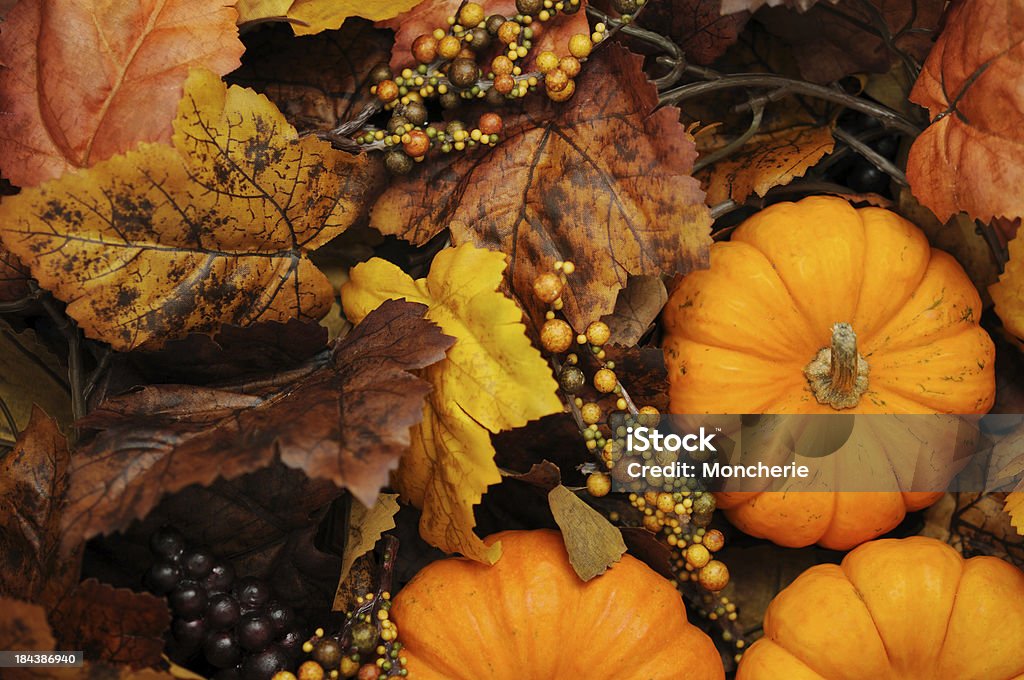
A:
[0,394,17,441]
[660,74,922,136]
[832,127,908,186]
[693,101,764,174]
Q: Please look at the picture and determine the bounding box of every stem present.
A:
[660,74,922,137]
[804,322,869,410]
[832,127,908,186]
[693,101,764,174]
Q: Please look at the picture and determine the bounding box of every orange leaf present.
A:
[907,0,1024,222]
[0,0,243,187]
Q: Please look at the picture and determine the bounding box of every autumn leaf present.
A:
[599,275,667,346]
[0,245,30,302]
[907,0,1024,222]
[698,119,836,205]
[49,580,171,669]
[335,493,400,607]
[342,244,563,562]
[992,233,1024,343]
[378,0,591,73]
[62,299,449,547]
[0,322,72,443]
[721,0,835,13]
[0,408,79,608]
[548,484,626,580]
[371,46,712,331]
[0,0,243,187]
[628,0,750,66]
[757,0,944,84]
[0,68,382,350]
[231,20,392,131]
[238,0,424,35]
[1007,490,1024,536]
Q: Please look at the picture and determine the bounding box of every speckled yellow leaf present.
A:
[992,234,1024,342]
[1006,487,1024,536]
[342,244,562,562]
[237,0,424,35]
[0,68,380,351]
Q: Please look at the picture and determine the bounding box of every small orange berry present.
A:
[593,367,617,393]
[498,20,521,44]
[686,543,711,568]
[699,560,730,591]
[438,34,462,60]
[478,112,504,136]
[545,68,569,92]
[568,33,592,58]
[704,529,726,552]
[559,55,581,77]
[376,79,399,103]
[541,319,574,353]
[491,55,515,75]
[493,73,515,94]
[533,272,562,302]
[402,129,430,158]
[411,34,438,63]
[536,50,559,73]
[547,78,575,102]
[585,320,611,346]
[458,1,485,27]
[587,472,612,498]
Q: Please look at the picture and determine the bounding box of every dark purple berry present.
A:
[242,645,287,680]
[265,602,293,635]
[204,630,242,668]
[237,613,274,652]
[173,617,207,648]
[235,578,271,610]
[277,628,303,659]
[207,593,241,630]
[170,581,208,620]
[145,561,182,595]
[150,526,186,561]
[847,163,888,194]
[204,561,235,594]
[183,547,215,580]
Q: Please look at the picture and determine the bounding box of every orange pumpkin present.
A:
[391,529,725,679]
[736,536,1024,679]
[663,196,995,549]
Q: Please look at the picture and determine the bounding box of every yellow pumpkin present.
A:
[663,196,995,549]
[391,529,725,679]
[737,536,1024,679]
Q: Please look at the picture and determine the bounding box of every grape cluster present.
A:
[145,527,305,680]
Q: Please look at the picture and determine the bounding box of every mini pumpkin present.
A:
[737,536,1024,679]
[663,197,995,549]
[391,529,725,679]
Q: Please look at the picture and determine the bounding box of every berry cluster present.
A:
[532,263,731,595]
[360,0,613,172]
[145,527,304,680]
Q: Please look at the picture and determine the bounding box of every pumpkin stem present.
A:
[804,323,869,410]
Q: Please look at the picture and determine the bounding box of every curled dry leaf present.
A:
[378,0,591,72]
[62,299,450,545]
[342,244,563,562]
[0,322,72,443]
[334,493,400,607]
[371,46,712,331]
[599,275,668,346]
[757,0,944,84]
[991,233,1024,342]
[238,0,424,35]
[907,0,1024,222]
[0,0,243,187]
[547,484,626,581]
[49,579,171,669]
[0,68,382,350]
[0,408,79,607]
[698,120,835,206]
[231,20,392,131]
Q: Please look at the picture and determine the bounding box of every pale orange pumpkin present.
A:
[663,197,995,549]
[391,529,725,679]
[737,536,1024,679]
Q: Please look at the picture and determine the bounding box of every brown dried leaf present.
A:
[757,0,944,84]
[62,300,450,545]
[721,0,835,12]
[371,46,711,330]
[0,0,243,187]
[0,69,383,350]
[0,408,79,606]
[0,244,30,302]
[630,0,750,66]
[334,493,399,607]
[0,322,72,444]
[698,120,835,205]
[0,598,55,680]
[49,580,171,669]
[239,0,423,35]
[501,460,563,490]
[547,484,626,581]
[230,20,391,131]
[599,275,667,346]
[907,0,1024,222]
[378,0,591,72]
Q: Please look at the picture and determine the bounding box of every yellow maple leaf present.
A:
[1006,487,1024,536]
[992,233,1024,342]
[0,68,379,351]
[342,244,562,562]
[237,0,424,35]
